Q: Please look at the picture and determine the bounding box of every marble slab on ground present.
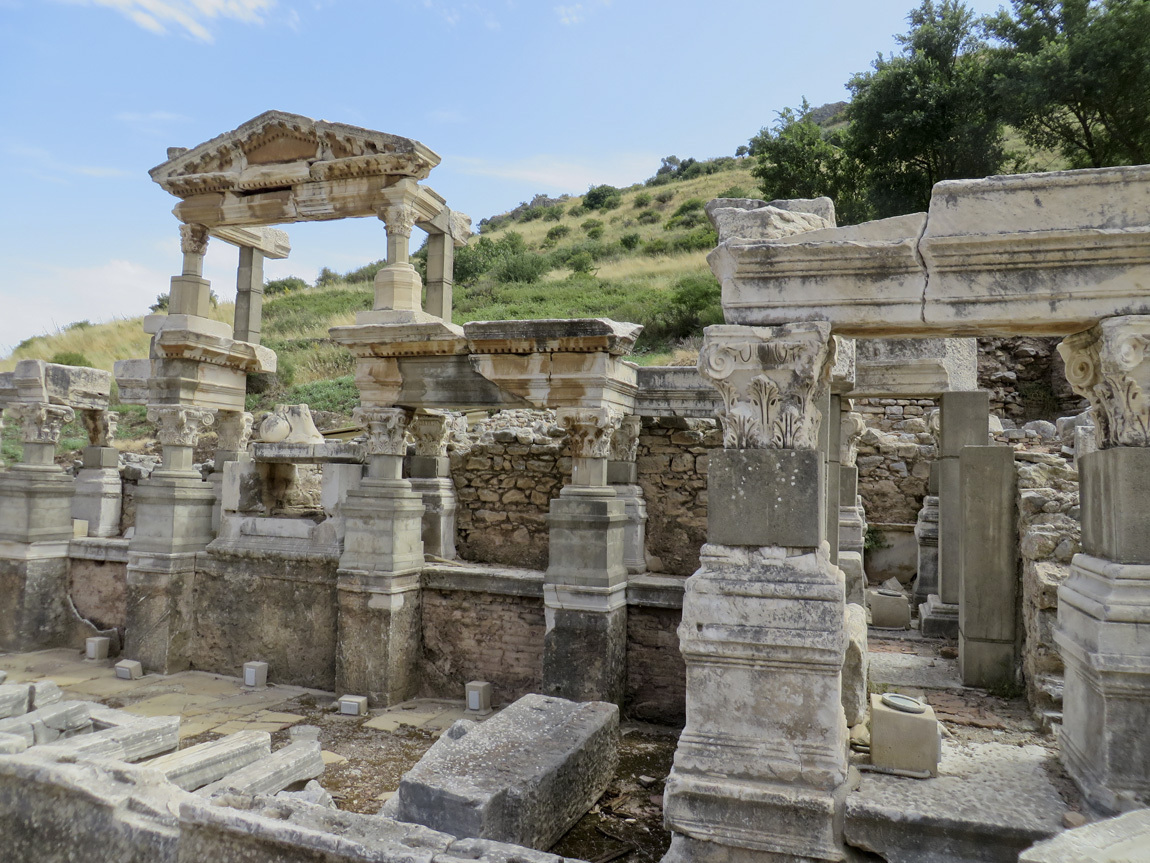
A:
[845,741,1071,863]
[868,651,962,691]
[1020,808,1150,862]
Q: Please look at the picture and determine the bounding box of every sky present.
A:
[0,0,1007,354]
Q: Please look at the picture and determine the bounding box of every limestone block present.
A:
[112,358,152,405]
[11,359,112,410]
[466,681,493,715]
[706,203,832,244]
[1019,808,1150,862]
[221,459,263,513]
[393,694,619,850]
[339,695,368,716]
[0,684,31,719]
[839,551,866,606]
[853,338,979,398]
[633,366,721,418]
[843,603,869,726]
[868,588,910,629]
[1079,448,1150,564]
[870,693,940,776]
[707,448,825,548]
[0,732,27,754]
[86,636,112,660]
[72,467,123,537]
[116,659,144,679]
[276,779,335,809]
[196,739,324,797]
[149,730,271,791]
[0,701,91,747]
[38,716,180,762]
[32,680,62,708]
[464,317,642,357]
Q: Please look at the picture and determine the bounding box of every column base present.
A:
[335,570,422,707]
[1056,553,1150,814]
[124,550,199,674]
[919,594,959,639]
[0,540,72,651]
[611,483,647,574]
[0,467,74,544]
[959,634,1015,689]
[72,467,123,538]
[542,586,627,704]
[408,476,457,560]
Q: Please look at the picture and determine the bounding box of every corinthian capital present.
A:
[82,409,117,448]
[353,406,412,456]
[609,415,641,463]
[147,405,216,448]
[1059,315,1150,448]
[216,410,254,452]
[179,223,210,256]
[558,407,622,459]
[411,411,451,457]
[697,322,834,450]
[379,203,418,239]
[839,410,866,466]
[8,402,75,445]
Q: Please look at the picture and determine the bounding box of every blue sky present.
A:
[0,0,1006,353]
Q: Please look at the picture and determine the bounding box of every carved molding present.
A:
[697,322,834,450]
[411,412,450,457]
[8,402,75,446]
[609,415,641,463]
[379,203,418,239]
[179,223,210,257]
[839,411,866,466]
[217,410,254,452]
[353,406,412,456]
[1059,316,1150,448]
[147,405,216,448]
[558,407,622,459]
[81,409,117,448]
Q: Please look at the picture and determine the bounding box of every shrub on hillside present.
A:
[584,184,622,210]
[586,226,604,239]
[567,251,595,274]
[642,238,670,256]
[543,224,571,247]
[543,205,565,221]
[636,210,662,225]
[718,185,750,198]
[654,191,674,205]
[265,276,309,296]
[49,351,92,368]
[633,192,652,208]
[581,219,604,233]
[620,233,641,251]
[65,320,92,331]
[493,251,551,283]
[672,228,719,252]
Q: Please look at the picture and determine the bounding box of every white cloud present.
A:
[554,0,608,25]
[452,152,659,193]
[4,144,132,181]
[59,0,278,42]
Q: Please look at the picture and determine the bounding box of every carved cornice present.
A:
[216,410,254,452]
[353,406,412,456]
[609,415,641,463]
[1059,316,1150,448]
[411,412,450,457]
[147,405,216,448]
[180,223,210,257]
[82,409,117,448]
[558,407,622,459]
[697,322,834,450]
[7,402,75,445]
[839,411,866,466]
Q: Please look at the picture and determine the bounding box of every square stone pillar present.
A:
[406,411,457,560]
[1055,317,1150,814]
[824,395,842,565]
[958,445,1018,687]
[210,410,254,533]
[336,407,424,707]
[663,322,850,863]
[921,390,989,638]
[424,232,454,322]
[543,407,629,705]
[233,246,265,344]
[69,408,121,538]
[837,410,866,555]
[608,415,647,575]
[0,402,77,651]
[125,405,217,673]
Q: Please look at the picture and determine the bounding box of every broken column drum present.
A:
[663,321,850,863]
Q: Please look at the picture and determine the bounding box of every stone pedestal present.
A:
[408,475,456,560]
[72,448,121,538]
[838,466,865,556]
[611,483,647,575]
[542,486,628,705]
[912,494,940,609]
[921,390,988,639]
[958,446,1018,688]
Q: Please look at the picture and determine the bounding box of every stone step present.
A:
[147,730,271,791]
[196,739,324,797]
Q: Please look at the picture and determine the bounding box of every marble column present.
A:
[542,406,628,705]
[125,405,217,673]
[1055,317,1150,814]
[170,223,213,316]
[336,406,424,706]
[71,409,122,538]
[374,196,423,313]
[663,322,850,863]
[608,415,647,575]
[407,411,457,560]
[0,402,76,650]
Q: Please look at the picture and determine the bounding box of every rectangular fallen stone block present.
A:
[38,716,180,762]
[1019,808,1150,862]
[0,701,91,746]
[0,731,28,754]
[32,680,63,709]
[0,683,31,719]
[196,739,324,797]
[339,695,368,716]
[148,729,271,791]
[87,636,111,660]
[117,659,145,680]
[394,693,619,850]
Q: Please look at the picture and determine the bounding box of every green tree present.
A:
[986,0,1150,168]
[846,0,1008,216]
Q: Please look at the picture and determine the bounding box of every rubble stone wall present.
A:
[68,558,126,632]
[853,400,936,525]
[978,336,1083,423]
[625,605,685,725]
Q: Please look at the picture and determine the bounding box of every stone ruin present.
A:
[2,111,1150,860]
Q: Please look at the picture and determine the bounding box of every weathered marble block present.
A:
[393,693,619,850]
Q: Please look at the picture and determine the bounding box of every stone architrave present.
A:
[407,411,457,559]
[543,407,629,705]
[1055,316,1150,814]
[663,321,850,863]
[125,405,217,674]
[608,416,647,575]
[336,406,424,706]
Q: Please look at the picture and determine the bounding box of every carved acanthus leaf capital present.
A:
[8,402,75,446]
[82,409,117,448]
[147,405,216,448]
[379,203,418,239]
[411,412,450,457]
[839,411,866,466]
[1059,316,1150,448]
[216,410,254,452]
[179,223,210,257]
[559,407,622,460]
[697,322,834,450]
[353,406,413,456]
[609,415,641,463]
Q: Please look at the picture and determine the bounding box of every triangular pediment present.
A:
[149,111,441,198]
